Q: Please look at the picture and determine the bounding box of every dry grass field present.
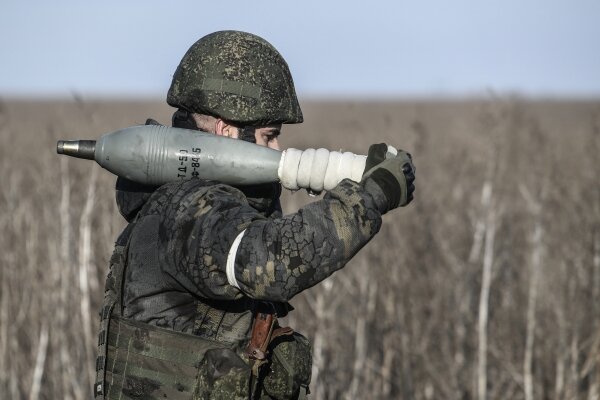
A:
[0,98,599,399]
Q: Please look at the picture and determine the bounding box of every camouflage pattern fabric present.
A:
[167,31,303,126]
[103,317,253,400]
[121,177,384,312]
[233,179,385,301]
[259,333,312,399]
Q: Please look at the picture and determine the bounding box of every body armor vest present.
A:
[95,222,311,400]
[95,221,255,399]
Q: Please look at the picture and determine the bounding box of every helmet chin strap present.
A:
[172,109,200,130]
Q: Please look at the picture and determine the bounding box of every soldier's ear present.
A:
[214,119,225,136]
[215,119,239,138]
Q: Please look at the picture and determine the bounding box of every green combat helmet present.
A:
[167,30,303,126]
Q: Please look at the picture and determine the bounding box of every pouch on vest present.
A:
[260,332,312,400]
[103,316,253,400]
[195,348,252,400]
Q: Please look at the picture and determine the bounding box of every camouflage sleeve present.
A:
[232,178,385,302]
[159,180,264,301]
[162,178,385,302]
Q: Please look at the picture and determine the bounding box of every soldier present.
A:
[94,31,415,400]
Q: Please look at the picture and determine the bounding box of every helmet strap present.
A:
[172,109,199,130]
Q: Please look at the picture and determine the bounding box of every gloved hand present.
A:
[361,143,415,212]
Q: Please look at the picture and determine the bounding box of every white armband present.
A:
[226,229,246,290]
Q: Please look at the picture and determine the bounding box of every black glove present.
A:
[361,143,415,212]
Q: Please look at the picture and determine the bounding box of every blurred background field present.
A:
[1,98,599,399]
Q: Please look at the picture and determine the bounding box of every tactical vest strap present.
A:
[95,222,136,399]
[94,246,124,399]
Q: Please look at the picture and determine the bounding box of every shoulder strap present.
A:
[94,221,137,399]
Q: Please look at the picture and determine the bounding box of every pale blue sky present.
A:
[1,0,599,98]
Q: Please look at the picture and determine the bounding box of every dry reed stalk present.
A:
[0,273,9,392]
[520,182,545,400]
[29,324,49,400]
[58,156,75,400]
[592,232,600,400]
[398,295,416,400]
[477,181,495,400]
[0,189,10,394]
[78,165,98,389]
[347,276,368,399]
[568,334,580,400]
[554,293,567,400]
[380,291,396,397]
[523,223,542,400]
[10,366,19,399]
[308,287,326,400]
[468,204,486,264]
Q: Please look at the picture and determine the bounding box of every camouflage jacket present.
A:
[116,174,385,336]
[101,166,386,399]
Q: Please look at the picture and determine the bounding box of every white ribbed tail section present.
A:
[277,146,398,192]
[278,148,367,191]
